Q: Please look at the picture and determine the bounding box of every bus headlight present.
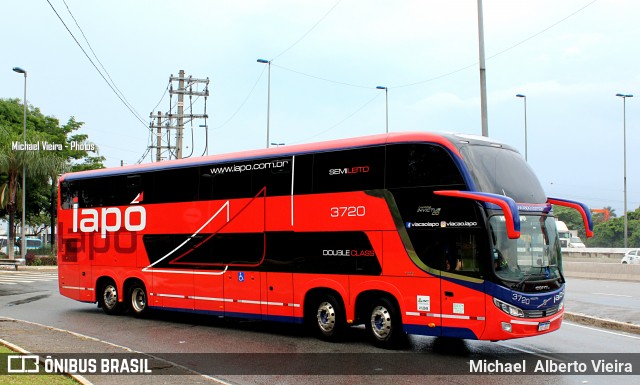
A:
[493,298,524,318]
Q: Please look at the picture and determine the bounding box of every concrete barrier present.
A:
[561,247,630,262]
[563,261,640,282]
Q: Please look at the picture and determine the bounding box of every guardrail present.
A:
[0,258,26,271]
[561,248,640,281]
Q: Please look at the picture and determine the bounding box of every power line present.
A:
[60,0,147,124]
[214,66,267,130]
[269,0,600,90]
[291,92,382,144]
[270,0,343,61]
[272,63,372,89]
[45,0,149,129]
[151,81,170,115]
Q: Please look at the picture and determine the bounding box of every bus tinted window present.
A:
[146,167,200,204]
[205,161,253,200]
[68,176,124,208]
[461,144,547,203]
[251,157,293,196]
[386,144,464,188]
[313,146,385,193]
[293,154,313,195]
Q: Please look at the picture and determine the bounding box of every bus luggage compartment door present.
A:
[440,276,485,339]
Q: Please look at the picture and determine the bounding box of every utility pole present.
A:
[156,111,162,162]
[176,70,185,159]
[149,70,209,161]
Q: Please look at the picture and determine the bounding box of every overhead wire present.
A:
[45,0,149,129]
[270,0,343,62]
[60,0,147,124]
[273,0,601,145]
[268,0,600,90]
[291,92,383,144]
[215,0,342,131]
[213,66,266,130]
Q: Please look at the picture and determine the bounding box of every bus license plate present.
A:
[538,322,550,331]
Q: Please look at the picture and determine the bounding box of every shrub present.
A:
[25,252,36,265]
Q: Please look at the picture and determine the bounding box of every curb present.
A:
[0,337,93,385]
[564,311,640,335]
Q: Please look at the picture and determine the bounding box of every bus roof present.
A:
[60,131,517,182]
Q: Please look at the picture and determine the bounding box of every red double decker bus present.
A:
[57,132,593,348]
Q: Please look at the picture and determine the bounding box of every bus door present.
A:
[222,234,264,319]
[58,229,93,302]
[439,232,486,339]
[222,195,265,319]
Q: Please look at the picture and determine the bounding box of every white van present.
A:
[568,236,586,248]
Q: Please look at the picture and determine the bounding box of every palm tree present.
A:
[604,206,616,219]
[0,127,66,259]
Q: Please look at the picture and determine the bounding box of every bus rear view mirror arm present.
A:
[547,198,594,238]
[434,190,521,239]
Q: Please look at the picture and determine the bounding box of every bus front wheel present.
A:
[366,298,404,349]
[313,294,345,341]
[99,280,123,315]
[128,283,149,318]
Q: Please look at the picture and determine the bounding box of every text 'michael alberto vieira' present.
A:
[469,359,633,374]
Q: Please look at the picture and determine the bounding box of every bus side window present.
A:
[413,231,446,271]
[452,232,483,276]
[385,143,465,189]
[251,157,293,197]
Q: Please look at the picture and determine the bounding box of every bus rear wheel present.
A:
[313,294,345,341]
[128,283,149,318]
[366,298,404,349]
[99,280,123,315]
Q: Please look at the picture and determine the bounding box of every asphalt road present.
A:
[564,277,640,325]
[1,268,639,384]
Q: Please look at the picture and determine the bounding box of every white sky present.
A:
[2,0,639,215]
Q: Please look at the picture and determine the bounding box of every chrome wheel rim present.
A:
[103,285,118,310]
[316,301,336,333]
[370,305,392,340]
[131,287,146,312]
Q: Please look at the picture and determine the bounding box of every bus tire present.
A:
[99,280,123,315]
[128,282,149,318]
[366,297,405,349]
[312,294,345,341]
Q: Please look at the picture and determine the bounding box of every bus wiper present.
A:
[512,274,548,291]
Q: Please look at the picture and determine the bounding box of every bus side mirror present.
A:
[434,190,521,239]
[547,197,594,238]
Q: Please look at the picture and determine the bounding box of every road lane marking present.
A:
[564,321,640,340]
[591,292,633,298]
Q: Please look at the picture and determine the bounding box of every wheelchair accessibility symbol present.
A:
[238,272,245,282]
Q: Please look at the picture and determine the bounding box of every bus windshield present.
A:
[490,215,562,285]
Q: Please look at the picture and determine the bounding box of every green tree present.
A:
[582,207,640,248]
[0,98,105,257]
[0,129,66,258]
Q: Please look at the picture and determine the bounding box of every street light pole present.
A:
[376,86,388,133]
[616,93,633,248]
[477,0,489,137]
[516,94,527,161]
[257,59,271,148]
[12,67,27,260]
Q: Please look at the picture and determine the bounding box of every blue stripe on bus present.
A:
[403,324,478,340]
